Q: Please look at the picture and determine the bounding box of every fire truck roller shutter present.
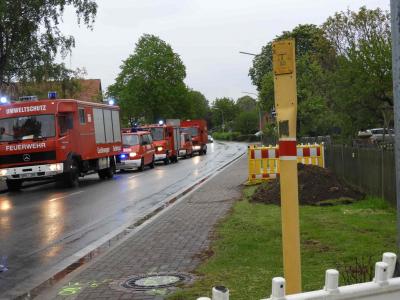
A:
[93,108,106,144]
[112,110,121,142]
[103,109,114,143]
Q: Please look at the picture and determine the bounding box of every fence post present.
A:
[212,286,229,300]
[341,144,345,178]
[381,147,385,200]
[324,269,339,293]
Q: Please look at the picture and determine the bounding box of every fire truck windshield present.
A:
[182,127,199,137]
[151,127,164,141]
[0,114,55,142]
[122,134,139,146]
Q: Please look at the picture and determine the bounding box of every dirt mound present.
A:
[251,164,364,205]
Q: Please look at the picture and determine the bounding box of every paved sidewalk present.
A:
[41,156,247,300]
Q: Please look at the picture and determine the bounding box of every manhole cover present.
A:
[122,273,190,290]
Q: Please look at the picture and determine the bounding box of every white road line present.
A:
[49,190,84,202]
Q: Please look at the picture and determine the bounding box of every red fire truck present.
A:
[140,120,181,164]
[181,119,208,155]
[0,98,122,191]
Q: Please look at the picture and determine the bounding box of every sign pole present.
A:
[272,39,301,294]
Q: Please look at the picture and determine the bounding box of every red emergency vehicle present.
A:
[181,119,208,155]
[140,120,181,164]
[118,130,155,171]
[178,132,193,158]
[0,98,122,190]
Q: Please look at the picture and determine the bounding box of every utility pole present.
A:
[390,0,400,254]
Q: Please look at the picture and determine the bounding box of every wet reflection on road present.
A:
[0,142,246,296]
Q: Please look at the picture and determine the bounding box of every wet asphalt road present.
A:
[0,141,246,297]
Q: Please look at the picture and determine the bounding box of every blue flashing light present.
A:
[48,91,57,99]
[0,97,7,104]
[120,154,127,159]
[108,99,115,106]
[158,120,164,125]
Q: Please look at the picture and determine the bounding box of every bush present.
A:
[212,131,240,141]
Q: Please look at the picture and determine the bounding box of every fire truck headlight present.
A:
[49,163,63,172]
[157,146,163,152]
[193,145,201,150]
[129,152,137,158]
[0,169,7,176]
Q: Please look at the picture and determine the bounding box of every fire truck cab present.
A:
[118,130,155,171]
[0,98,122,191]
[181,119,208,155]
[141,121,181,165]
[179,132,193,158]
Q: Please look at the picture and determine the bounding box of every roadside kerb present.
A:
[6,148,246,300]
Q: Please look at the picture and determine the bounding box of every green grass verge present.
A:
[168,188,397,300]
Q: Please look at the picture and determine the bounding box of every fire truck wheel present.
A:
[138,158,145,171]
[150,156,155,169]
[6,180,22,192]
[64,164,79,187]
[98,166,114,179]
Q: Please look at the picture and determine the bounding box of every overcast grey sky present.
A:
[60,0,389,103]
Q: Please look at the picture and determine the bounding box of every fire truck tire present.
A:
[138,158,145,171]
[6,180,22,192]
[98,167,114,179]
[64,163,79,187]
[150,156,155,169]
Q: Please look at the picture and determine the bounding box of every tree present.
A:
[234,111,259,134]
[250,24,336,137]
[187,89,209,119]
[0,0,97,88]
[249,24,334,92]
[211,97,238,131]
[323,6,392,136]
[236,95,256,112]
[108,34,189,124]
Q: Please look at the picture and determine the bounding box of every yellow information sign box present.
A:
[273,40,294,75]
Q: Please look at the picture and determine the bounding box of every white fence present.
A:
[198,252,400,300]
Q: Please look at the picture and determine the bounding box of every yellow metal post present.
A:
[272,39,301,294]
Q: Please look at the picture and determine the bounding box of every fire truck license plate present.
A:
[21,173,35,178]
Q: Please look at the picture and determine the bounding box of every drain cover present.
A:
[122,273,190,290]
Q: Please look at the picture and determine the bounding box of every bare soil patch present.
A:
[251,164,364,205]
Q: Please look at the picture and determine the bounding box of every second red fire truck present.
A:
[140,120,181,164]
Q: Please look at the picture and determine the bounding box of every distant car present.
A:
[118,131,155,171]
[357,128,394,144]
[179,133,193,158]
[207,135,214,143]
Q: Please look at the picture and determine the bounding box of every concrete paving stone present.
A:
[41,156,246,300]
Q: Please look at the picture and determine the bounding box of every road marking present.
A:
[129,174,140,179]
[49,191,84,202]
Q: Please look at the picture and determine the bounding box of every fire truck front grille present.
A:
[0,151,56,165]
